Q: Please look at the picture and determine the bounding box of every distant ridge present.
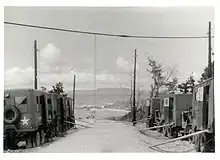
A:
[67,87,149,106]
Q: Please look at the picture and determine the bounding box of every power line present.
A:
[4,21,215,39]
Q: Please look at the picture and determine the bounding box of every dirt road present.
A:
[15,119,194,153]
[29,120,154,152]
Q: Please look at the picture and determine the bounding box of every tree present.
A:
[146,56,177,97]
[178,82,188,94]
[178,74,195,94]
[164,77,178,93]
[49,82,67,97]
[198,62,214,83]
[187,75,196,93]
[146,56,165,98]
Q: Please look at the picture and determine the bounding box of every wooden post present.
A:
[208,21,212,78]
[34,40,38,89]
[93,35,97,118]
[132,49,137,125]
[72,74,76,127]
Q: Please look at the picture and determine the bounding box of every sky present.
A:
[4,7,214,91]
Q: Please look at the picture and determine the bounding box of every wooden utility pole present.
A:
[208,21,212,78]
[132,49,137,125]
[72,74,76,126]
[34,40,38,90]
[94,35,96,108]
[130,71,133,108]
[73,74,76,114]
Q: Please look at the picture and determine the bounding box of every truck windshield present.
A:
[15,96,27,105]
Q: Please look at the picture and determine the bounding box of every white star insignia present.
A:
[21,116,30,125]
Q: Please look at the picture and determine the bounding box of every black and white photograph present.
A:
[3,5,215,154]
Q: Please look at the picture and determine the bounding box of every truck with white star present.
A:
[3,88,75,150]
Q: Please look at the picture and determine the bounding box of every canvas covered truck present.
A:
[145,98,160,128]
[4,89,75,150]
[157,93,193,138]
[63,96,74,130]
[180,109,193,136]
[55,94,65,134]
[50,93,60,135]
[154,93,169,132]
[191,78,215,152]
[4,89,52,149]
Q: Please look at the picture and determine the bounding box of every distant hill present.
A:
[67,88,149,106]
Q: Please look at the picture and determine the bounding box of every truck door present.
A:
[47,98,52,123]
[40,95,47,125]
[145,99,151,118]
[60,98,64,132]
[68,100,71,119]
[169,98,174,122]
[203,85,209,129]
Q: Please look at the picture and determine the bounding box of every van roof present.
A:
[4,88,48,94]
[194,77,214,88]
[162,93,192,98]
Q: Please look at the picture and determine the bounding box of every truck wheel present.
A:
[32,134,36,148]
[49,132,53,142]
[47,129,53,142]
[10,134,17,150]
[146,119,150,128]
[4,136,8,150]
[156,127,162,132]
[36,132,40,147]
[156,126,162,132]
[172,130,178,138]
[189,129,195,144]
[26,135,32,148]
[4,106,19,124]
[202,133,215,152]
[156,123,162,132]
[195,134,205,152]
[208,135,215,152]
[167,126,172,138]
[40,130,45,144]
[163,127,167,137]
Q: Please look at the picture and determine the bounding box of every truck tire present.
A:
[40,130,45,144]
[195,133,205,152]
[4,106,19,124]
[26,135,32,148]
[36,132,40,147]
[189,129,195,144]
[167,126,172,138]
[163,127,167,137]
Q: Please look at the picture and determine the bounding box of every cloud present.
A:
[116,56,131,71]
[38,43,71,73]
[4,66,34,88]
[4,44,133,90]
[116,56,140,72]
[5,43,74,89]
[39,43,61,65]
